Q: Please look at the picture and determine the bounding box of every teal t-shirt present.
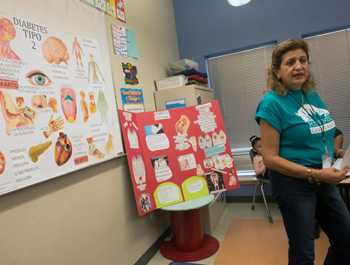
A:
[255,89,335,166]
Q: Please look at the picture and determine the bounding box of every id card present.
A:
[322,151,332,169]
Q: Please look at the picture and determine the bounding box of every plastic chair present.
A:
[250,149,273,224]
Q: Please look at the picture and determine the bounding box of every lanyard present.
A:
[287,89,328,153]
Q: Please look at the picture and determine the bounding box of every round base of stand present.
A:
[160,234,220,262]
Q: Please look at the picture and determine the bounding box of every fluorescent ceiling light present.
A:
[228,0,251,7]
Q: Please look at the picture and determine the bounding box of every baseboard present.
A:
[134,225,172,265]
[226,195,275,203]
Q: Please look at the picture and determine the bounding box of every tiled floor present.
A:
[147,202,283,265]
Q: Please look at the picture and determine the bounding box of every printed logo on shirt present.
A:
[297,104,335,134]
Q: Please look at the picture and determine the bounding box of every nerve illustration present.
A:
[87,53,105,83]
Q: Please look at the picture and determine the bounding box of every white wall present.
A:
[0,1,180,264]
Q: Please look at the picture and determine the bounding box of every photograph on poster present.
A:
[175,115,190,135]
[151,155,172,182]
[151,155,168,169]
[203,158,213,169]
[139,193,151,213]
[212,154,233,170]
[229,170,238,186]
[144,124,169,151]
[144,124,164,135]
[178,154,196,171]
[206,171,226,193]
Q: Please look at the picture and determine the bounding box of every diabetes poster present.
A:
[0,12,120,195]
[119,100,240,216]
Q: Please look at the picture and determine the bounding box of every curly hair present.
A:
[264,39,317,96]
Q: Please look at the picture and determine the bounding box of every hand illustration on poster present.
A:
[104,133,114,154]
[43,114,64,138]
[119,100,240,216]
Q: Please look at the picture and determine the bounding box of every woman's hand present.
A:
[319,166,350,185]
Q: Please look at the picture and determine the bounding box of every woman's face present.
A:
[274,48,309,91]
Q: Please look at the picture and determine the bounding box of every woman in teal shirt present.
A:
[256,39,350,265]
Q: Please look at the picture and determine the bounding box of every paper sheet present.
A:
[332,145,350,176]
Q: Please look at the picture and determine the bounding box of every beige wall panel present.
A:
[0,0,179,264]
[106,0,180,111]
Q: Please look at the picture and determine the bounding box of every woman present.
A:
[256,39,350,265]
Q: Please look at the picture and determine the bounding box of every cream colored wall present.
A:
[0,1,180,264]
[106,1,180,110]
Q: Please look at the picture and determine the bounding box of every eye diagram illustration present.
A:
[26,70,53,86]
[42,36,69,65]
[0,17,21,60]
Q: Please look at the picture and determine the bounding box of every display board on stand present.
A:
[0,0,123,195]
[119,100,240,216]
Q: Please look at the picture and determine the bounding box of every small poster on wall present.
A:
[106,0,117,18]
[121,88,145,113]
[115,0,126,23]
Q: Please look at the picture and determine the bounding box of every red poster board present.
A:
[119,100,240,216]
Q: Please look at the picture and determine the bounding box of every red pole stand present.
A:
[170,209,204,252]
[160,208,220,262]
